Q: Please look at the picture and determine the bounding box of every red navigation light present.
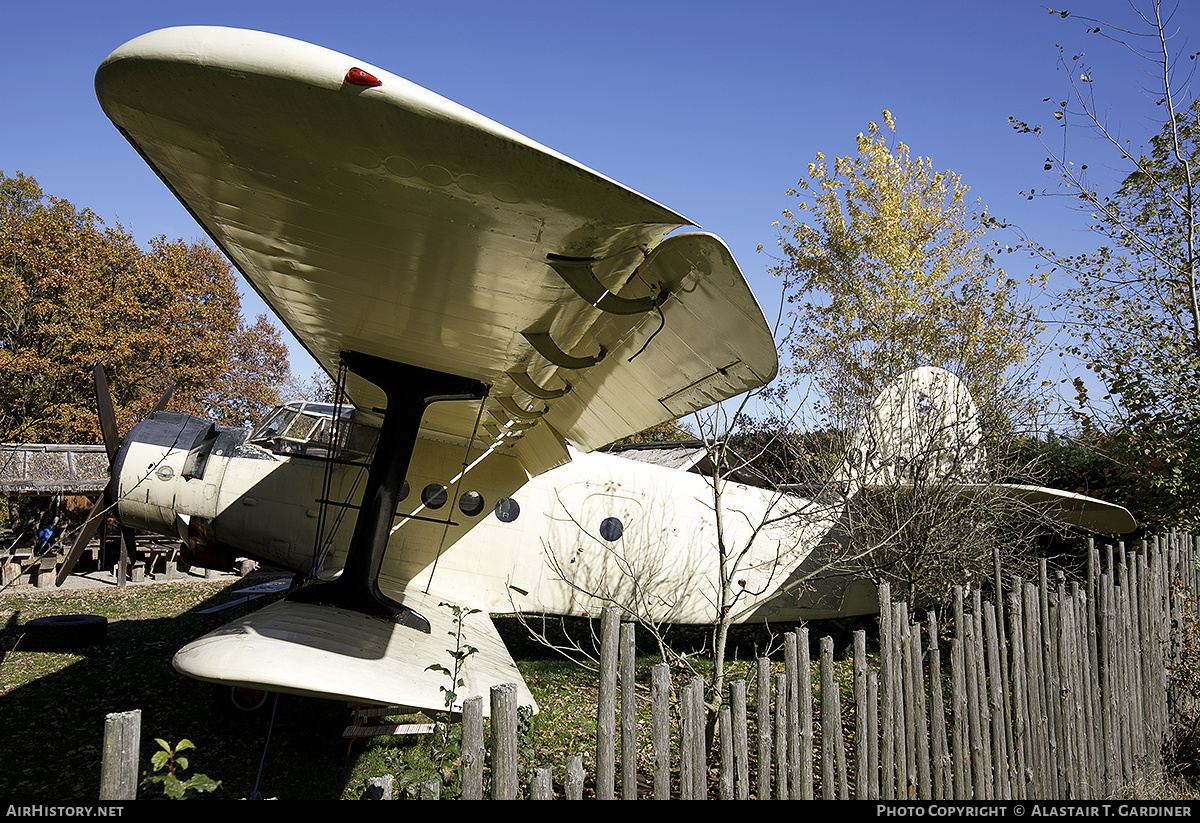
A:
[345,67,381,87]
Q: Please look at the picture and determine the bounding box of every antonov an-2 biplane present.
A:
[64,26,1135,715]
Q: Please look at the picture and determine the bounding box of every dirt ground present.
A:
[1,551,247,594]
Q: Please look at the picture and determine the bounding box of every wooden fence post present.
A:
[530,765,553,799]
[774,672,788,799]
[927,610,949,799]
[731,678,749,799]
[820,635,837,799]
[620,621,637,800]
[879,581,894,799]
[490,683,518,799]
[719,704,733,799]
[756,656,771,800]
[362,774,393,799]
[688,675,706,798]
[854,629,870,799]
[797,628,813,799]
[461,695,484,800]
[99,709,140,801]
[597,607,618,800]
[565,753,586,800]
[652,662,671,800]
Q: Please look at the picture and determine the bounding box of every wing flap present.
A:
[538,233,778,449]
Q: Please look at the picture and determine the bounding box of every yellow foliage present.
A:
[766,112,1043,423]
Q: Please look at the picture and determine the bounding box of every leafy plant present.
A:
[516,704,539,792]
[141,738,221,799]
[419,602,482,796]
[426,602,481,712]
[384,748,439,799]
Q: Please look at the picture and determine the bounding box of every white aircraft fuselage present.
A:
[104,371,1133,713]
[115,403,862,628]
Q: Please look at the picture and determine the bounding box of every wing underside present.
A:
[101,26,779,710]
[95,26,778,466]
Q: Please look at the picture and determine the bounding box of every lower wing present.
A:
[173,588,537,715]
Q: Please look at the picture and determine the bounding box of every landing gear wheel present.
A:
[23,614,108,650]
[214,684,271,714]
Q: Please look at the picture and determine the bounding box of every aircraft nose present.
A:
[115,411,221,538]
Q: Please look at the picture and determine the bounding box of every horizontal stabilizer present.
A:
[857,481,1137,535]
[845,368,1135,535]
[173,590,536,715]
[952,483,1137,535]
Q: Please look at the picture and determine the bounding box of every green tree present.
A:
[1058,103,1200,530]
[1009,2,1200,529]
[611,416,696,445]
[0,171,290,443]
[763,111,1045,428]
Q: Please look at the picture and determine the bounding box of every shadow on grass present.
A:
[0,576,352,800]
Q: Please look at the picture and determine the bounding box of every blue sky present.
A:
[3,0,1195,403]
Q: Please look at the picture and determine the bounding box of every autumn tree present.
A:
[0,171,290,444]
[612,416,696,445]
[764,111,1045,429]
[757,113,1062,607]
[1009,2,1200,529]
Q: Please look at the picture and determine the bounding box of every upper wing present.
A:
[95,27,778,467]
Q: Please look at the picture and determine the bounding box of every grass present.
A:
[3,574,800,800]
[32,572,1169,800]
[0,576,353,799]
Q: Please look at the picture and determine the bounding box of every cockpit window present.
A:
[281,412,322,442]
[249,402,379,461]
[251,406,296,442]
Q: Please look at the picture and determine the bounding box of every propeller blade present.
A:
[93,363,121,462]
[56,496,105,586]
[117,525,135,586]
[150,383,175,414]
[62,364,159,587]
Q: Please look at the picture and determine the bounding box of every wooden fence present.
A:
[95,532,1199,799]
[442,532,1198,799]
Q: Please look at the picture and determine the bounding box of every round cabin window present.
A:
[495,498,520,523]
[422,484,447,509]
[599,517,624,542]
[459,491,485,517]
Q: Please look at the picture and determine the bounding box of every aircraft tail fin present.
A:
[835,367,1134,534]
[838,367,984,493]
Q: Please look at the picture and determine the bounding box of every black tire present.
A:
[214,684,272,715]
[23,614,107,650]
